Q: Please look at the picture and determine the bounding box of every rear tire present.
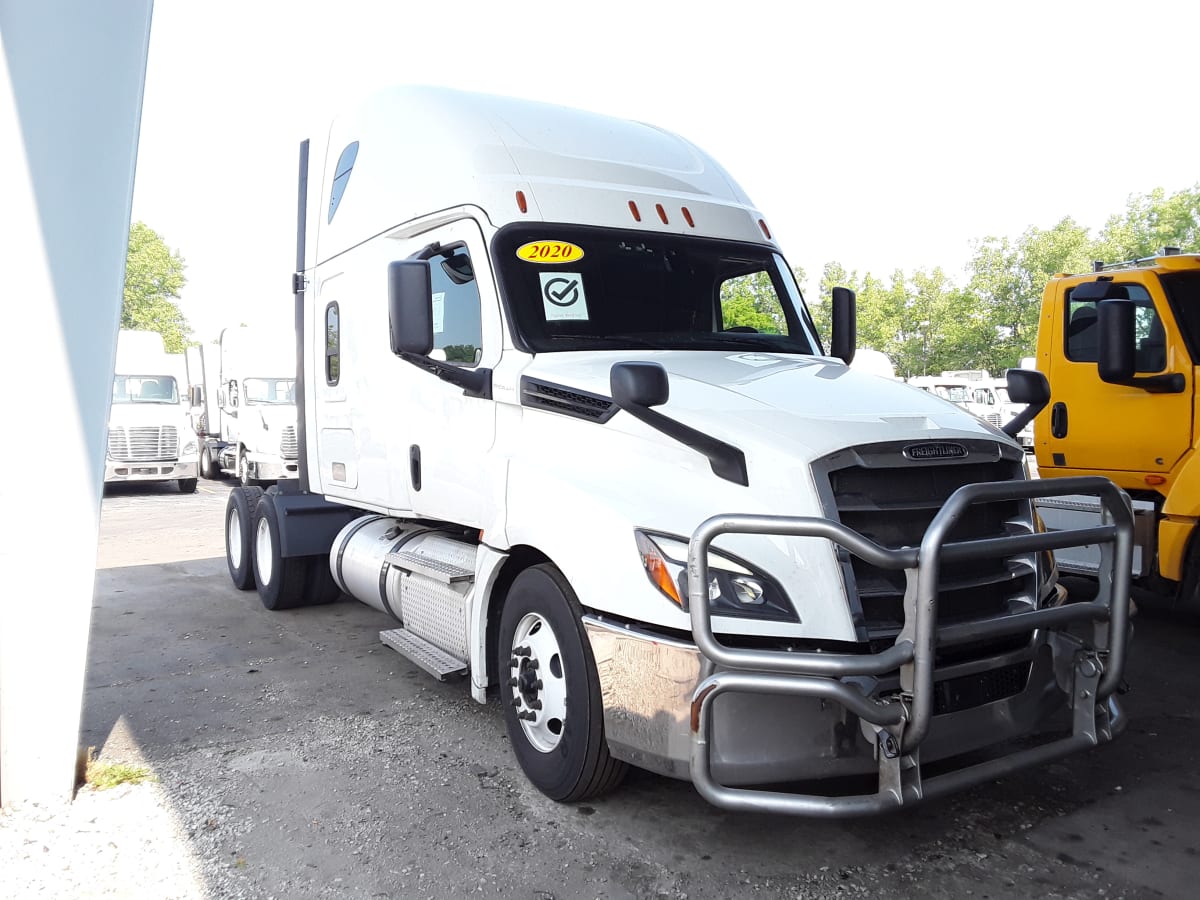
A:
[200,444,219,480]
[303,555,342,606]
[225,486,263,590]
[252,493,308,611]
[178,478,198,494]
[498,564,627,802]
[1175,535,1200,617]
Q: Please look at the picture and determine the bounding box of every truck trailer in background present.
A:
[188,326,300,486]
[105,329,198,493]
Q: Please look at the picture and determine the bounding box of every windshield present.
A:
[112,375,179,404]
[492,224,820,354]
[243,378,296,405]
[1161,269,1200,364]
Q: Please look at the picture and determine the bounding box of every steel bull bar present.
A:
[687,476,1133,817]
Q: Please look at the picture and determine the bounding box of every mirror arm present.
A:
[398,351,492,399]
[1001,403,1044,439]
[1116,372,1186,394]
[612,398,748,486]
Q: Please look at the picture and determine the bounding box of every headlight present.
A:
[182,439,198,455]
[635,530,798,622]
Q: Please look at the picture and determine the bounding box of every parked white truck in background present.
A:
[221,87,1132,816]
[106,330,198,493]
[188,326,300,486]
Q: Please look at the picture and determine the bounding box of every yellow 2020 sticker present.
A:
[516,240,584,264]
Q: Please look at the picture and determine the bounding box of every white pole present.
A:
[0,0,154,805]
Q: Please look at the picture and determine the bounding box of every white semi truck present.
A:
[222,87,1133,816]
[106,329,198,493]
[188,326,300,485]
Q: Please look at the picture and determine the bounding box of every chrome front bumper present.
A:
[587,476,1132,817]
[104,458,197,483]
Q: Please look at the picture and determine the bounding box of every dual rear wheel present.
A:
[223,486,339,608]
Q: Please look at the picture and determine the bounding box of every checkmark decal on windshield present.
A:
[540,271,589,321]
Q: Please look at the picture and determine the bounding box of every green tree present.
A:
[1095,185,1200,263]
[122,222,190,352]
[965,217,1094,372]
[719,266,806,333]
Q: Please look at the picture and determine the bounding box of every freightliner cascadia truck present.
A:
[221,86,1133,816]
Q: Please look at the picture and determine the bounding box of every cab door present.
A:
[1041,273,1193,480]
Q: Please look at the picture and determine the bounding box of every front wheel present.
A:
[237,448,256,487]
[498,564,627,802]
[178,477,198,494]
[200,444,219,480]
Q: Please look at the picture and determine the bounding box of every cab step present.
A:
[380,627,467,681]
[385,549,474,584]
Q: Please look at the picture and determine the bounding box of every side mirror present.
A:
[388,260,434,356]
[610,361,669,409]
[830,286,856,365]
[1001,368,1050,438]
[1098,299,1136,384]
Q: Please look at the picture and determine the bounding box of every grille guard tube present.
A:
[686,476,1133,816]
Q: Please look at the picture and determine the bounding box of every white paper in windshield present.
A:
[540,272,589,321]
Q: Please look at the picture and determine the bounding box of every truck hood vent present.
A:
[520,377,617,423]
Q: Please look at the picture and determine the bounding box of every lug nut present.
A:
[528,699,542,711]
[513,645,531,657]
[518,710,536,721]
[507,677,518,687]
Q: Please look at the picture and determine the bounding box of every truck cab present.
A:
[1033,250,1199,601]
[190,326,300,485]
[105,330,198,493]
[221,86,1131,816]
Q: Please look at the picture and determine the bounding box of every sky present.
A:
[131,0,1200,343]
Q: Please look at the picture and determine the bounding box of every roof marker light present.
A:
[515,191,528,214]
[628,200,642,222]
[681,207,695,228]
[655,203,668,224]
[758,218,772,239]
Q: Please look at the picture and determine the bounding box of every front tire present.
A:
[498,564,627,802]
[225,485,263,590]
[237,447,256,487]
[178,477,198,494]
[252,493,309,611]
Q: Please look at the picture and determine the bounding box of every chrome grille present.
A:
[107,426,179,461]
[814,440,1031,646]
[985,413,1002,427]
[280,425,299,459]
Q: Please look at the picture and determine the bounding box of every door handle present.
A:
[1050,402,1068,439]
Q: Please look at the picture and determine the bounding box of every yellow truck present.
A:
[1033,249,1200,606]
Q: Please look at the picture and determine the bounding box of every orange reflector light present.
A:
[655,203,668,224]
[628,200,642,222]
[758,218,772,239]
[682,207,695,228]
[1145,474,1166,486]
[515,191,528,213]
[635,531,682,606]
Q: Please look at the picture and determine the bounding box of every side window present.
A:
[718,270,789,334]
[429,247,483,366]
[328,142,359,224]
[325,302,340,385]
[1065,283,1162,372]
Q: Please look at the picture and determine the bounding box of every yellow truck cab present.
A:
[1033,249,1200,605]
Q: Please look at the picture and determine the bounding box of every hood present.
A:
[250,404,298,432]
[108,401,190,429]
[520,350,1007,461]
